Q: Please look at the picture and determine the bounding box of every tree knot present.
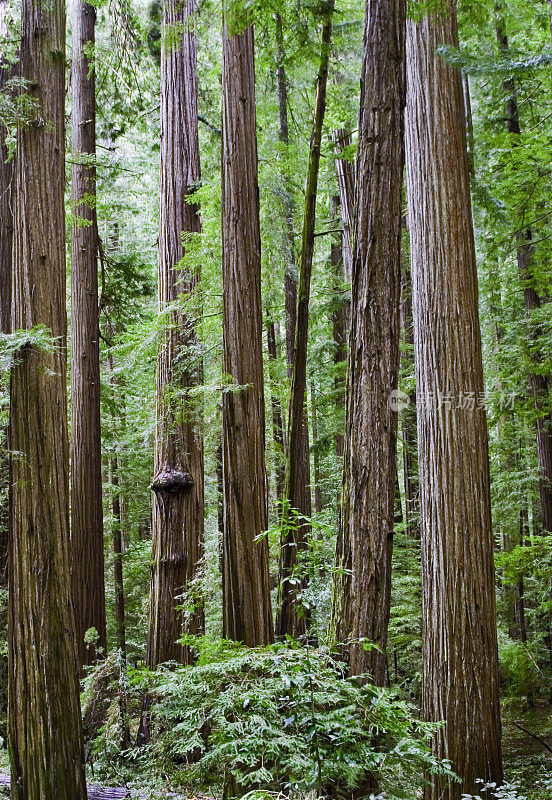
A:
[150,468,194,495]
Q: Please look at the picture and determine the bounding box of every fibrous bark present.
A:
[9,0,87,792]
[148,0,205,668]
[405,3,503,795]
[330,0,405,686]
[0,0,12,585]
[71,0,106,668]
[221,18,273,646]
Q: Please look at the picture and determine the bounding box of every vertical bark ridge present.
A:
[221,19,273,646]
[405,3,503,795]
[0,0,13,585]
[148,0,205,668]
[9,0,87,791]
[330,0,406,686]
[71,0,106,668]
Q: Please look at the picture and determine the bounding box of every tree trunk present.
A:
[405,3,503,796]
[0,0,12,586]
[330,193,347,459]
[266,316,286,505]
[330,0,405,686]
[148,0,205,668]
[495,11,552,532]
[330,129,354,283]
[221,18,273,646]
[9,0,87,792]
[310,381,323,515]
[110,456,126,659]
[274,12,299,359]
[278,3,334,640]
[109,454,130,749]
[71,0,106,669]
[274,11,313,623]
[400,263,419,539]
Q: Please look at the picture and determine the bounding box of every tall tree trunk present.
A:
[266,316,286,504]
[0,0,12,586]
[148,0,205,668]
[400,263,419,539]
[109,453,130,749]
[330,193,347,459]
[405,3,503,796]
[330,0,405,686]
[310,381,323,515]
[278,3,334,639]
[495,11,552,532]
[110,455,126,659]
[71,0,106,669]
[221,18,273,646]
[274,12,300,368]
[274,10,313,597]
[330,128,354,283]
[9,0,87,792]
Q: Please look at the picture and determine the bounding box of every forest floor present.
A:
[0,702,550,799]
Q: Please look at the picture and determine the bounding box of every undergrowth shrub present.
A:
[498,632,542,703]
[140,637,455,799]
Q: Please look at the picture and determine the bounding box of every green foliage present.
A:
[498,633,542,702]
[143,639,455,799]
[0,326,57,372]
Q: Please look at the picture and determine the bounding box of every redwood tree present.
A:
[330,0,406,686]
[148,0,205,668]
[405,2,503,795]
[71,0,106,668]
[0,0,12,584]
[9,0,87,792]
[221,15,273,646]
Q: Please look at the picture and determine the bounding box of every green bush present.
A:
[144,638,455,799]
[498,632,542,702]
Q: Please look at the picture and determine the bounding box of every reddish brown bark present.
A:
[405,2,503,795]
[148,0,205,668]
[330,0,405,685]
[71,0,106,668]
[9,0,87,790]
[0,0,12,586]
[221,20,273,646]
